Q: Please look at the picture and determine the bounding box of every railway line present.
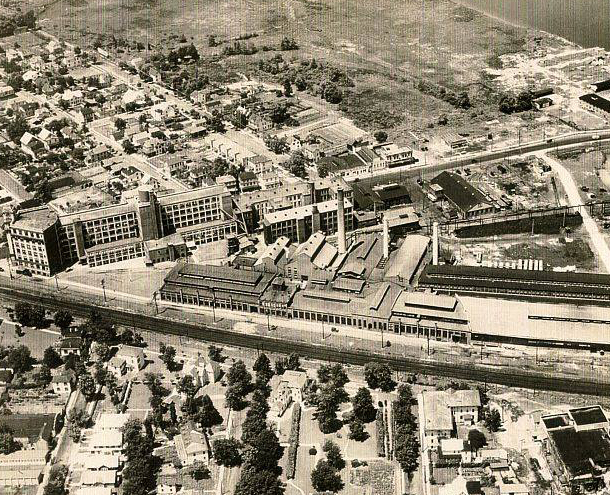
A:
[1,285,609,397]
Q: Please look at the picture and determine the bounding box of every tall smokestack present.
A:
[383,217,389,259]
[337,188,346,254]
[432,221,439,265]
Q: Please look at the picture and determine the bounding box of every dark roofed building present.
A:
[419,263,610,303]
[159,262,277,314]
[0,413,57,449]
[569,406,608,430]
[350,182,411,211]
[432,171,494,219]
[548,427,610,489]
[579,93,610,117]
[589,79,610,93]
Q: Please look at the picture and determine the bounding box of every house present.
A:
[59,337,82,357]
[50,369,75,395]
[84,454,120,471]
[0,85,15,100]
[95,413,130,431]
[174,424,210,466]
[216,174,237,193]
[60,89,84,108]
[269,370,308,417]
[116,345,145,371]
[80,470,117,487]
[89,430,123,454]
[107,356,127,378]
[38,128,59,149]
[182,356,222,388]
[88,144,112,163]
[74,106,95,124]
[20,132,45,159]
[239,171,259,192]
[498,483,529,495]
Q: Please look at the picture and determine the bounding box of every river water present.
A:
[455,0,610,50]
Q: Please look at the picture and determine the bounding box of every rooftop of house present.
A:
[0,413,57,444]
[96,413,130,430]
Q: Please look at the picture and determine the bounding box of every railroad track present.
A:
[1,286,609,397]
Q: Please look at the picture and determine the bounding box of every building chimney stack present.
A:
[337,188,346,254]
[383,217,390,259]
[432,221,439,265]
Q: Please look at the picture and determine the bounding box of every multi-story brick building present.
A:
[7,207,64,276]
[8,185,237,271]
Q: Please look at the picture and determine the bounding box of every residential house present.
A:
[239,171,259,192]
[60,89,84,108]
[174,424,211,466]
[0,413,57,451]
[107,356,126,378]
[20,132,45,159]
[95,413,130,431]
[51,369,75,395]
[89,430,123,454]
[88,144,112,163]
[80,470,117,487]
[59,337,82,357]
[116,345,145,371]
[84,454,120,471]
[182,356,222,388]
[38,128,59,149]
[269,370,308,417]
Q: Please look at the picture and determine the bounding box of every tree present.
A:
[311,460,343,493]
[213,438,242,467]
[323,83,342,104]
[317,162,329,178]
[7,114,29,143]
[91,342,110,362]
[79,372,96,401]
[122,419,158,495]
[468,429,487,452]
[323,440,345,470]
[0,425,21,455]
[348,418,368,441]
[317,364,349,387]
[114,117,126,130]
[122,139,136,154]
[225,384,248,411]
[234,466,285,495]
[227,360,252,393]
[484,408,502,432]
[93,362,107,386]
[53,310,73,330]
[394,427,420,475]
[43,347,62,369]
[285,151,308,179]
[7,345,32,374]
[35,364,52,385]
[374,130,388,143]
[248,428,283,472]
[352,387,376,423]
[177,375,197,398]
[208,345,224,362]
[280,37,299,51]
[187,460,210,480]
[253,353,274,385]
[198,395,223,429]
[364,362,395,392]
[283,79,292,97]
[44,464,68,495]
[159,343,177,371]
[14,302,45,328]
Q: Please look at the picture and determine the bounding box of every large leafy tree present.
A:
[311,460,343,493]
[53,310,73,330]
[234,466,285,495]
[351,387,376,423]
[212,438,242,467]
[364,362,395,392]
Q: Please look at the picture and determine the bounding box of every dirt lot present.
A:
[553,147,610,202]
[445,228,598,271]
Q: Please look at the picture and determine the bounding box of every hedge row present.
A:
[286,403,302,479]
[376,408,386,457]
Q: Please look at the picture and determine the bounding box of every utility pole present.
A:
[152,291,159,315]
[54,274,59,291]
[101,278,107,303]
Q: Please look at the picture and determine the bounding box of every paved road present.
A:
[536,151,610,273]
[355,130,610,187]
[0,282,609,396]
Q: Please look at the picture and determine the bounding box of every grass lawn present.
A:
[0,323,58,360]
[128,382,153,410]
